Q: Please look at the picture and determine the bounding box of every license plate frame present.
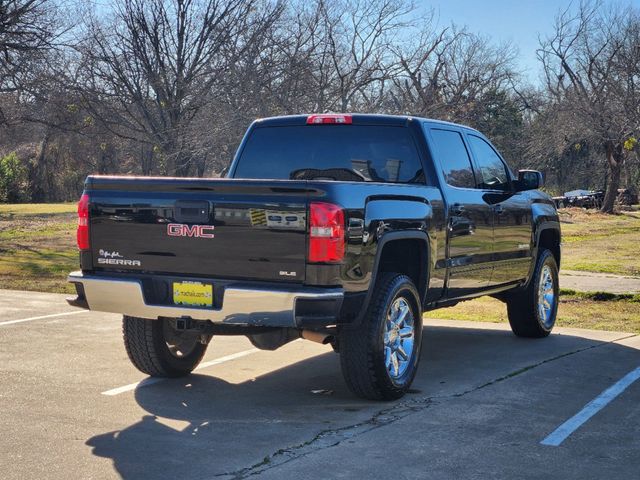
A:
[172,281,213,308]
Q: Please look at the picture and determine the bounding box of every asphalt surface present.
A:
[1,288,639,479]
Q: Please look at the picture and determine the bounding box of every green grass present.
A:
[0,247,77,293]
[0,202,76,216]
[0,203,77,293]
[560,208,640,276]
[0,219,75,241]
[559,288,640,302]
[427,294,640,334]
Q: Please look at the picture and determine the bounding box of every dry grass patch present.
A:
[559,208,640,276]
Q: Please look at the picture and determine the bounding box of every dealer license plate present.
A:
[173,282,213,307]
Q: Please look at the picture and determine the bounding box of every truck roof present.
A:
[254,113,479,133]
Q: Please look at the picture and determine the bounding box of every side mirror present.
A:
[220,166,230,178]
[517,170,543,191]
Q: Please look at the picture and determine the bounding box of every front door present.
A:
[465,134,532,285]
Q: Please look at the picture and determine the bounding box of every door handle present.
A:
[450,203,465,215]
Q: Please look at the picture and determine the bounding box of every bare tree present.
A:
[538,1,640,212]
[0,0,67,130]
[392,23,517,121]
[75,0,279,176]
[261,1,330,113]
[315,0,415,112]
[3,0,637,202]
[389,21,524,162]
[182,0,422,172]
[0,0,62,90]
[611,8,640,191]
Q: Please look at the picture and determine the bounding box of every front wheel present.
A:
[506,249,559,338]
[339,273,423,400]
[122,316,209,377]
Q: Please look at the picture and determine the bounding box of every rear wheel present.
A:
[123,316,209,377]
[339,273,423,400]
[506,249,559,338]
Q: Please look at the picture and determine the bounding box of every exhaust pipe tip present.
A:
[301,330,334,345]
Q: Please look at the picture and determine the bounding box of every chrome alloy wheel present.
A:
[163,320,200,358]
[537,265,556,328]
[383,297,415,380]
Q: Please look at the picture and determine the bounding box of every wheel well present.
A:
[377,239,428,304]
[538,229,561,267]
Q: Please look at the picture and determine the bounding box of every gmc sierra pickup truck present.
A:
[67,113,561,400]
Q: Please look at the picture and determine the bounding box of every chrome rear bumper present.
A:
[67,271,343,327]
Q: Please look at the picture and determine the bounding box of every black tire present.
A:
[339,273,423,401]
[122,316,208,377]
[506,249,559,338]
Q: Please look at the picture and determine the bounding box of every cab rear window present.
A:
[233,125,424,184]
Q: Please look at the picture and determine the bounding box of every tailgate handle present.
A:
[174,200,210,223]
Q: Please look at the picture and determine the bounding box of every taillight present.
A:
[306,114,352,125]
[77,193,90,250]
[308,202,345,263]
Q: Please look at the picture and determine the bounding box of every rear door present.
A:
[426,127,494,298]
[465,134,532,285]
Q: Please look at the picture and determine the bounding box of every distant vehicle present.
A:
[67,114,561,400]
[553,190,604,209]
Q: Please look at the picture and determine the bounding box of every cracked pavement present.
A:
[1,289,639,479]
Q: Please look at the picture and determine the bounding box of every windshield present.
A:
[233,125,424,184]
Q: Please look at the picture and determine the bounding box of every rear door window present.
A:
[233,125,424,184]
[429,129,476,189]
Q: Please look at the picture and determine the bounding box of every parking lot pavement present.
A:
[0,289,82,324]
[1,289,638,480]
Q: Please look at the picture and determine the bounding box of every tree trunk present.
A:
[600,142,623,213]
[140,146,153,175]
[28,133,51,202]
[196,155,207,178]
[340,95,348,113]
[173,152,192,176]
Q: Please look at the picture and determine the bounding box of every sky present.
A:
[421,0,635,85]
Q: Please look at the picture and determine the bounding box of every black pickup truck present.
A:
[67,114,561,400]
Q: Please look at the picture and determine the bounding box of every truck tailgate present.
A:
[86,177,310,283]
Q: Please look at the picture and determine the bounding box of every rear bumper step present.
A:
[67,271,343,328]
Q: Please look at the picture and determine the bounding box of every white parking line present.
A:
[101,348,260,396]
[0,310,84,327]
[541,365,640,446]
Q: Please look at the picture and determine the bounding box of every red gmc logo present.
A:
[167,223,215,238]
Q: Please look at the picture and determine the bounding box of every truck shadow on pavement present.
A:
[85,324,636,480]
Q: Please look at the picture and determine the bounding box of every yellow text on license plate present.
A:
[173,282,213,307]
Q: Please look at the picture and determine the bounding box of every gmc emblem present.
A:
[167,223,215,238]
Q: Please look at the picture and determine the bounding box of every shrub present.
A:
[0,152,30,203]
